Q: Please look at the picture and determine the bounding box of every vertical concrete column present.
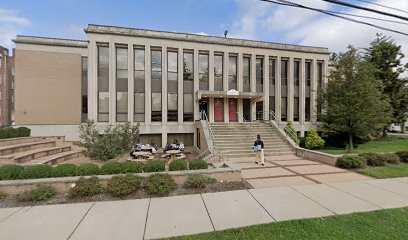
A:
[251,54,256,92]
[275,56,282,121]
[300,58,306,125]
[128,44,134,122]
[162,47,168,124]
[193,49,199,120]
[237,52,243,92]
[145,45,151,124]
[224,98,229,123]
[238,98,243,122]
[311,59,317,123]
[109,42,115,124]
[224,51,228,91]
[263,56,269,120]
[178,48,183,125]
[209,98,214,122]
[88,40,97,121]
[288,57,294,122]
[209,50,214,91]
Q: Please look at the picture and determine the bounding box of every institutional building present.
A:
[13,24,329,147]
[0,46,14,127]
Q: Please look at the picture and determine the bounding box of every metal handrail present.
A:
[237,112,257,138]
[199,110,227,162]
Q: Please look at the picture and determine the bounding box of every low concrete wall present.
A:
[0,166,242,195]
[296,148,339,166]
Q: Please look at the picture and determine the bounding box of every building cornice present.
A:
[13,36,88,48]
[85,24,329,55]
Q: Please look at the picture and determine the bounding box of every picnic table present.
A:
[132,151,151,160]
[166,149,181,162]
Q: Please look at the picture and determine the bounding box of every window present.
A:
[228,55,237,90]
[167,51,178,122]
[306,61,312,86]
[269,96,275,114]
[318,62,323,89]
[134,48,145,122]
[214,54,223,91]
[294,60,300,86]
[243,56,251,92]
[116,47,128,122]
[281,97,287,121]
[269,58,275,86]
[256,58,264,92]
[81,56,88,122]
[294,97,299,121]
[199,53,209,90]
[98,46,109,122]
[305,97,311,121]
[151,50,162,122]
[281,59,288,86]
[183,52,194,122]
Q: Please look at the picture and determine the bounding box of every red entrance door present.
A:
[214,98,224,122]
[229,99,237,122]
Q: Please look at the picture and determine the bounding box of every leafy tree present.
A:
[365,34,408,134]
[318,46,392,152]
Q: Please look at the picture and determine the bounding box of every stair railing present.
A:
[238,112,257,138]
[199,110,227,162]
[267,111,299,146]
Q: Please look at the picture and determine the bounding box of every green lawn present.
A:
[172,207,408,240]
[318,137,408,155]
[356,164,408,179]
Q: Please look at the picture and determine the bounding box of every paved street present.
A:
[2,177,408,240]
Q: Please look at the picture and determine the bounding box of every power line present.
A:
[326,10,408,26]
[353,0,408,15]
[259,0,408,36]
[321,0,408,22]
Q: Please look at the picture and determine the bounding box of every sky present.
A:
[1,0,408,59]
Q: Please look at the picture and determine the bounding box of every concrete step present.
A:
[0,137,43,147]
[10,146,72,163]
[0,141,56,156]
[220,151,295,157]
[23,150,84,166]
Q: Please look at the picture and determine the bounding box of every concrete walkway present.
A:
[2,177,408,240]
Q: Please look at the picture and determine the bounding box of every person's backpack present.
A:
[253,144,262,152]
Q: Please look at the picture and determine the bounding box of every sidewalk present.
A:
[1,177,408,240]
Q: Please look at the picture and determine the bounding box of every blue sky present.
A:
[1,0,408,56]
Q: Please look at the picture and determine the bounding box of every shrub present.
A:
[75,163,100,176]
[107,173,143,197]
[299,137,306,148]
[361,153,387,166]
[16,127,31,137]
[189,159,208,170]
[0,164,24,180]
[19,165,52,179]
[122,162,144,173]
[383,153,400,164]
[285,121,300,144]
[336,155,367,169]
[145,173,177,196]
[185,174,217,189]
[143,160,165,173]
[69,176,104,198]
[100,162,123,175]
[17,185,55,202]
[0,128,19,139]
[51,164,78,177]
[305,129,325,150]
[0,191,7,199]
[169,160,188,171]
[396,151,408,163]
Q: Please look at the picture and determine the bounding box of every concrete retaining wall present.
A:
[296,148,339,166]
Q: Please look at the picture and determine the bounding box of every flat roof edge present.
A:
[85,24,329,54]
[13,36,88,48]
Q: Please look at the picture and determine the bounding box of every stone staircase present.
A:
[0,136,84,166]
[209,122,295,158]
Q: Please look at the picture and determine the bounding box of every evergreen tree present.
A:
[318,46,392,152]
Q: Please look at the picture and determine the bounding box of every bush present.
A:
[51,164,78,177]
[299,137,306,148]
[17,185,55,202]
[396,151,408,163]
[75,163,100,176]
[0,164,24,180]
[0,191,7,199]
[107,173,143,197]
[16,127,31,137]
[0,127,31,139]
[100,162,123,175]
[169,160,188,171]
[383,153,400,164]
[122,162,144,173]
[143,160,165,173]
[69,176,104,198]
[145,173,177,196]
[361,153,387,166]
[189,159,208,170]
[336,155,367,169]
[185,174,217,188]
[19,165,52,179]
[305,129,325,150]
[285,121,300,144]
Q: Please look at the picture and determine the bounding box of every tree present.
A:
[365,34,408,134]
[318,46,392,152]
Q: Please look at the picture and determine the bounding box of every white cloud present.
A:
[0,8,31,49]
[195,32,208,36]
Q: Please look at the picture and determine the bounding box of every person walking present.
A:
[253,134,264,166]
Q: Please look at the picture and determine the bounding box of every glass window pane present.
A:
[151,50,161,72]
[256,58,263,92]
[168,51,178,72]
[199,54,209,90]
[168,93,178,111]
[152,93,162,112]
[243,57,250,92]
[98,46,109,122]
[214,55,223,91]
[228,56,237,90]
[134,49,145,71]
[183,52,193,81]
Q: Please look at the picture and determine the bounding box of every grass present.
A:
[356,164,408,179]
[318,137,408,155]
[172,207,408,240]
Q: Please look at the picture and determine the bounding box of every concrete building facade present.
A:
[13,24,329,147]
[0,46,14,127]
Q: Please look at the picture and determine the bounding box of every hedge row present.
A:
[336,151,407,169]
[0,127,30,139]
[0,159,209,180]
